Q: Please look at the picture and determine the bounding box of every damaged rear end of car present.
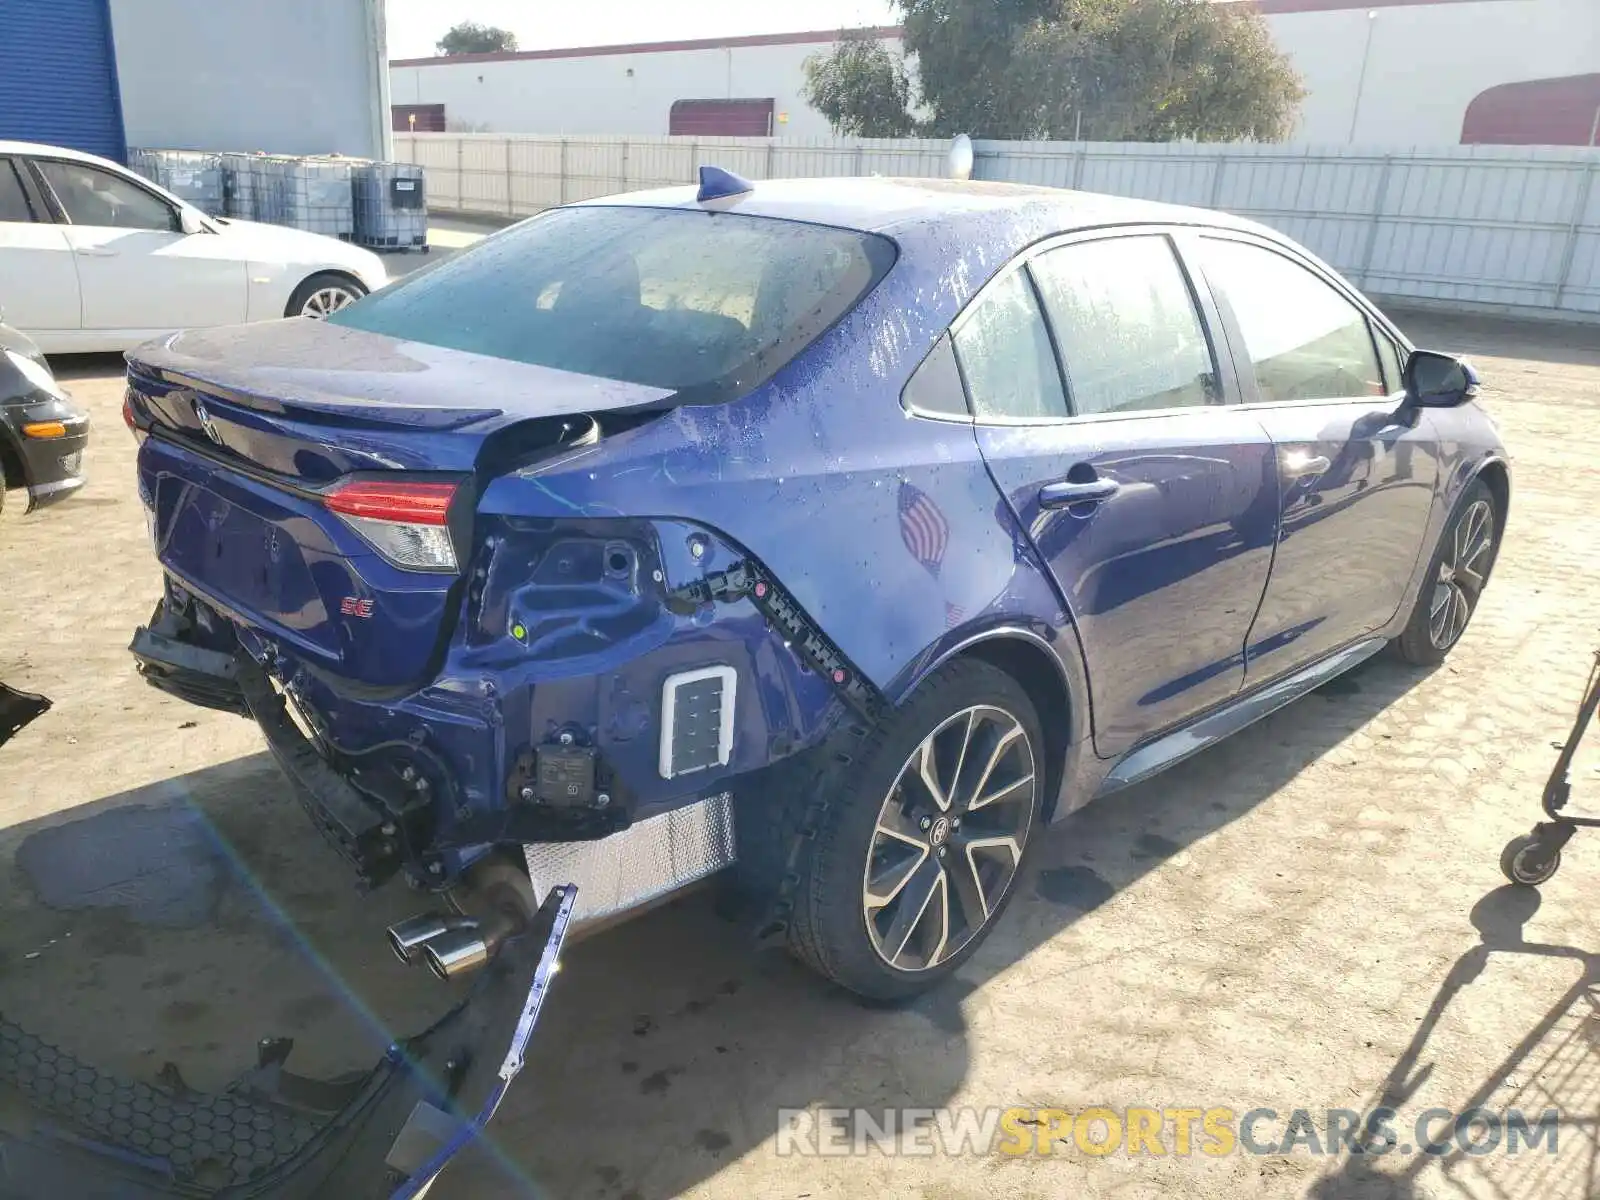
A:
[127,200,898,936]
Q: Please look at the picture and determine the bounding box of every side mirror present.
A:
[178,208,208,235]
[1403,349,1478,408]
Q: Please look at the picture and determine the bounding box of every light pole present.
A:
[1348,10,1379,144]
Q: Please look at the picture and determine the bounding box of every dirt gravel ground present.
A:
[2,305,1599,1200]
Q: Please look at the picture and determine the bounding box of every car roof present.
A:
[0,140,121,168]
[581,175,1277,242]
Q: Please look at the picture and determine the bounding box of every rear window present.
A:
[330,206,896,401]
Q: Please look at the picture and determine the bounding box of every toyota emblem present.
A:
[194,399,223,445]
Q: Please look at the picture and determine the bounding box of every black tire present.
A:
[1394,478,1500,666]
[0,438,18,518]
[1500,833,1561,887]
[286,272,367,320]
[787,658,1043,1001]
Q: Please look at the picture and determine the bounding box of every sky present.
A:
[385,0,901,59]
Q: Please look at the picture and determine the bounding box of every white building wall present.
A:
[1266,0,1600,144]
[389,37,898,140]
[110,0,392,158]
[389,2,1599,146]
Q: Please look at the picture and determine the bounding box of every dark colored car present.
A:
[0,320,89,515]
[126,175,1508,1000]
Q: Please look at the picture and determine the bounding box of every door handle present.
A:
[1039,478,1120,509]
[1281,451,1331,479]
[76,247,118,258]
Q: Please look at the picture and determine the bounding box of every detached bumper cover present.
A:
[0,683,51,749]
[0,885,577,1199]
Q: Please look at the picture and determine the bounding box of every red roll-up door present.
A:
[1462,75,1600,146]
[393,104,447,133]
[669,99,775,137]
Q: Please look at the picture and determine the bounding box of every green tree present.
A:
[436,21,519,56]
[807,0,1304,142]
[802,32,915,137]
[899,0,1059,138]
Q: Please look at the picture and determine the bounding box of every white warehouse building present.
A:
[390,28,894,141]
[0,0,392,163]
[390,0,1600,147]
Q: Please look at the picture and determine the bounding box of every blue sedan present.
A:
[125,171,1508,999]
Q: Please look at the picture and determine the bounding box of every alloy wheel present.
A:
[301,286,359,319]
[862,705,1036,973]
[1429,498,1494,650]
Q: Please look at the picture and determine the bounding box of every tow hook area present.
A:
[0,885,577,1200]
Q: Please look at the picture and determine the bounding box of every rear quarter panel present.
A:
[477,208,1093,721]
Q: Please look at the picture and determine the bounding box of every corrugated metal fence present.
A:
[397,133,1600,319]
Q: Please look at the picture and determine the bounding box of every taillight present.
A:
[324,478,460,572]
[123,390,146,442]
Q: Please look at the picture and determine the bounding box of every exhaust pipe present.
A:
[421,913,516,982]
[386,913,478,966]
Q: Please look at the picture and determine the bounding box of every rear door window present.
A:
[1201,238,1384,404]
[331,206,895,401]
[1030,235,1218,416]
[952,268,1069,421]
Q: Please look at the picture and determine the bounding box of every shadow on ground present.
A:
[46,351,128,383]
[1309,884,1600,1200]
[0,653,1436,1198]
[1390,305,1600,371]
[0,753,458,1097]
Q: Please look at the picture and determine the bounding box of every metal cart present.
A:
[1500,647,1600,885]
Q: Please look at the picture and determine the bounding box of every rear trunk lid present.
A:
[129,320,673,691]
[129,319,674,479]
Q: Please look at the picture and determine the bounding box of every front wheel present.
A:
[787,659,1042,1001]
[1394,478,1499,666]
[287,273,366,320]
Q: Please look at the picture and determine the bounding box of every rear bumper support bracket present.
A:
[663,559,886,722]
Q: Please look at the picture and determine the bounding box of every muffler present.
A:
[386,913,478,966]
[420,913,515,982]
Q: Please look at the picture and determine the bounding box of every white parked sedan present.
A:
[0,141,389,354]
